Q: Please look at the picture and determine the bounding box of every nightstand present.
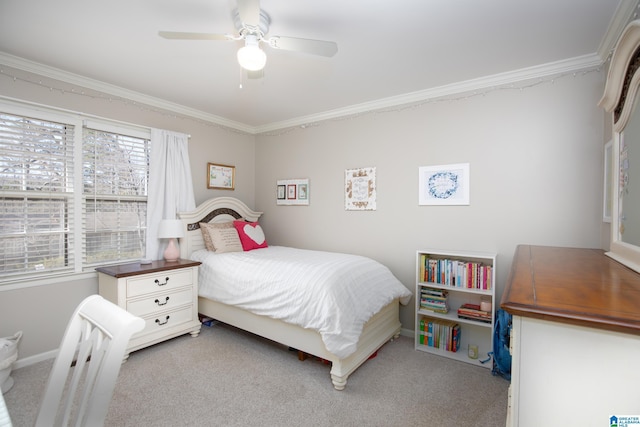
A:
[97,259,202,358]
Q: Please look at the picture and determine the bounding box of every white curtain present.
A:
[146,129,196,260]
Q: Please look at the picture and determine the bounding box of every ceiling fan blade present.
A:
[158,31,229,41]
[268,36,338,57]
[237,0,261,27]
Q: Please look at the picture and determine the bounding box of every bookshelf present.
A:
[415,249,496,368]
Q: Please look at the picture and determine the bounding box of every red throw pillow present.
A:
[233,220,268,251]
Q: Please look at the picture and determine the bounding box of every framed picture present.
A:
[207,163,235,190]
[345,167,376,211]
[277,179,310,205]
[287,184,296,200]
[603,140,613,223]
[287,184,297,199]
[298,183,308,200]
[419,163,470,205]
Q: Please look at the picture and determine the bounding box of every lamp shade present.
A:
[157,219,184,239]
[237,35,266,71]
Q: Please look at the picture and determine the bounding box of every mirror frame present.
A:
[600,20,640,273]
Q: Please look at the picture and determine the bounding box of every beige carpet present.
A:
[4,323,509,426]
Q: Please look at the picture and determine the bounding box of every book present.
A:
[457,303,492,323]
[420,287,449,313]
[419,318,460,352]
[421,288,447,298]
[421,254,493,290]
[457,315,492,324]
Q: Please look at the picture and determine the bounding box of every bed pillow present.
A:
[199,222,216,251]
[209,227,243,253]
[234,220,268,251]
[200,221,243,253]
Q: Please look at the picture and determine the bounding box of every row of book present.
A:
[418,317,460,352]
[457,303,492,324]
[419,254,493,290]
[419,287,449,314]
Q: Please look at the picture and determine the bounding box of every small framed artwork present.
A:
[298,183,308,200]
[277,179,310,205]
[345,167,376,211]
[419,163,470,205]
[207,163,235,190]
[287,184,297,199]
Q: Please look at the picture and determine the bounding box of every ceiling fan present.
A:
[158,0,338,75]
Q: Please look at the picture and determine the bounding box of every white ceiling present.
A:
[0,1,635,133]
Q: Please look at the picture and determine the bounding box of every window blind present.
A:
[82,128,149,266]
[0,112,75,276]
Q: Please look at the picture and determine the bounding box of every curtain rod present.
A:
[82,117,191,139]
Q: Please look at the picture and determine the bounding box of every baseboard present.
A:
[12,349,57,370]
[400,327,413,338]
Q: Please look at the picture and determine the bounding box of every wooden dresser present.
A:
[501,245,640,427]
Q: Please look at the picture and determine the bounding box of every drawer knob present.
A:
[154,296,170,306]
[154,277,170,286]
[155,316,170,326]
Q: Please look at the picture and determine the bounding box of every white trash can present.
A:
[0,331,22,394]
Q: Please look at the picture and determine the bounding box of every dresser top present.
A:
[501,245,640,334]
[96,259,201,278]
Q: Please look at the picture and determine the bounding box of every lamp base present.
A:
[163,238,180,262]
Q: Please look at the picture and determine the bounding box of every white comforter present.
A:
[191,246,412,359]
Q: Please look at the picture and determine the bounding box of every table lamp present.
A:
[158,219,184,262]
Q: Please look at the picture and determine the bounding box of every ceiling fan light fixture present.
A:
[237,35,267,71]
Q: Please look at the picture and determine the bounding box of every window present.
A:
[83,128,149,267]
[0,104,150,282]
[0,113,75,277]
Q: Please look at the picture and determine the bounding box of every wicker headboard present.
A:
[177,197,263,258]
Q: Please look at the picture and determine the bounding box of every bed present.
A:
[177,196,411,390]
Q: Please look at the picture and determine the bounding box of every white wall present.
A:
[254,70,607,329]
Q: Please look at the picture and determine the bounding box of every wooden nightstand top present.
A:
[96,259,201,278]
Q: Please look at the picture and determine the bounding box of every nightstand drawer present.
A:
[126,270,193,297]
[138,305,193,336]
[127,288,193,317]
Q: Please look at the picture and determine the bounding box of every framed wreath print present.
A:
[207,163,235,190]
[277,179,309,205]
[419,163,469,205]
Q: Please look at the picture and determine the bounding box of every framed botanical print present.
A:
[207,163,235,190]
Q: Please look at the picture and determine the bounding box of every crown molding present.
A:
[597,0,640,62]
[254,53,603,135]
[0,52,254,134]
[0,51,604,136]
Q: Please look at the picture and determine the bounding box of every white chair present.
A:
[35,295,145,427]
[0,389,11,427]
